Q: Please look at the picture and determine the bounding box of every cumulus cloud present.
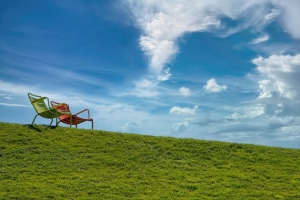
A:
[247,54,300,119]
[257,80,278,98]
[170,105,198,115]
[179,87,191,97]
[253,54,300,100]
[204,78,227,93]
[172,121,189,133]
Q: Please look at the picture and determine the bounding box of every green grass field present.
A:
[1,122,300,199]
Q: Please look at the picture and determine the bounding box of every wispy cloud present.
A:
[157,67,172,81]
[0,103,30,107]
[0,45,116,92]
[128,78,160,97]
[0,80,38,96]
[250,34,269,44]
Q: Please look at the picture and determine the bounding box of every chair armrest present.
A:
[59,111,72,116]
[75,109,90,118]
[49,107,72,116]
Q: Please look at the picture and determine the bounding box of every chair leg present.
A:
[50,118,53,126]
[70,116,72,128]
[91,120,93,130]
[31,114,39,126]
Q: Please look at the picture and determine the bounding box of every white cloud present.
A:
[257,80,277,98]
[140,35,178,76]
[0,103,30,107]
[263,8,281,23]
[244,54,300,120]
[172,121,189,133]
[274,0,300,39]
[120,121,140,133]
[0,79,37,96]
[226,105,264,120]
[130,78,160,97]
[170,105,198,115]
[186,117,220,126]
[250,34,269,44]
[204,78,227,93]
[178,87,191,97]
[253,54,300,100]
[157,67,172,81]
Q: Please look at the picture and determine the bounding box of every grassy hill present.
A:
[1,122,300,199]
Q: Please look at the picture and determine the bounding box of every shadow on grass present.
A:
[24,124,57,132]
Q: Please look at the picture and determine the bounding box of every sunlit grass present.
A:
[1,122,300,199]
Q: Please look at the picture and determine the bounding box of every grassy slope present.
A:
[1,122,300,199]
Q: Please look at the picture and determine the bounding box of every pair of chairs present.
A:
[28,93,93,129]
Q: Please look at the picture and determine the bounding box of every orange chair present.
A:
[51,101,93,129]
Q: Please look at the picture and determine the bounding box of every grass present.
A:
[1,122,300,199]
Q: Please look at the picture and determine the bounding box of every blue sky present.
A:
[1,0,300,148]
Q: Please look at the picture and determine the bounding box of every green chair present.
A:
[28,93,71,127]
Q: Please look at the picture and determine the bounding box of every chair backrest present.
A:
[55,103,70,113]
[28,93,49,114]
[50,101,71,113]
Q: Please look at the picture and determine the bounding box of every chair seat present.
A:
[59,114,93,125]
